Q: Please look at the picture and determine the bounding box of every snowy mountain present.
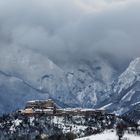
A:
[104,57,140,115]
[0,47,77,113]
[64,58,116,108]
[0,50,116,113]
[0,46,140,118]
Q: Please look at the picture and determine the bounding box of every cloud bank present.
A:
[0,0,140,65]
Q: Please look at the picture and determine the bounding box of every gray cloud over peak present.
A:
[0,0,140,67]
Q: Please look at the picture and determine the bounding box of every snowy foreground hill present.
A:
[0,109,140,140]
[0,110,117,139]
[75,130,140,140]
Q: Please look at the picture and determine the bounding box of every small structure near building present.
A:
[18,99,105,116]
[18,99,59,115]
[25,99,59,109]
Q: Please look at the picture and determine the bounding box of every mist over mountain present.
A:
[0,0,140,64]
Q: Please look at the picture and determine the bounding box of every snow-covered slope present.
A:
[0,47,64,89]
[0,71,48,114]
[64,58,116,108]
[75,130,140,140]
[114,57,140,96]
[104,57,140,115]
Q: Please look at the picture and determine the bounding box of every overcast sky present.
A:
[0,0,140,65]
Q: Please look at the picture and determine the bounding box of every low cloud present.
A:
[0,0,140,66]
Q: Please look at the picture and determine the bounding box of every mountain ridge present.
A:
[0,52,140,118]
